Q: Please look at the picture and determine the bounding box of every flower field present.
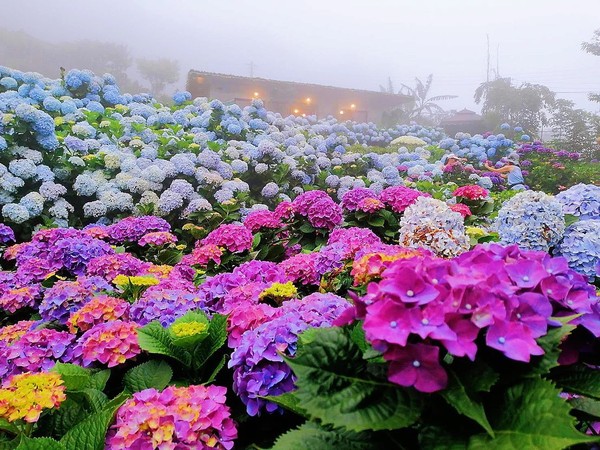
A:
[0,66,599,449]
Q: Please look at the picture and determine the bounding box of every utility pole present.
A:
[248,61,256,78]
[496,44,500,79]
[486,34,490,83]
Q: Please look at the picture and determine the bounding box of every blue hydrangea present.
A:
[554,220,600,280]
[496,191,565,251]
[555,183,600,220]
[2,203,30,223]
[261,182,279,198]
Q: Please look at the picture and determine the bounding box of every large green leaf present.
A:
[60,395,127,450]
[15,437,66,450]
[193,313,228,369]
[419,426,468,450]
[468,378,597,449]
[569,396,600,419]
[552,365,600,399]
[87,370,111,391]
[441,370,494,437]
[286,327,422,432]
[124,360,173,393]
[531,319,576,375]
[137,321,192,366]
[270,422,379,450]
[51,363,92,391]
[263,392,307,416]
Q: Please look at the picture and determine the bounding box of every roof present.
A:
[441,108,483,124]
[188,69,412,101]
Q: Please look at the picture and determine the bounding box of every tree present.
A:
[474,78,555,136]
[582,29,600,103]
[550,99,595,151]
[379,74,456,126]
[137,58,180,98]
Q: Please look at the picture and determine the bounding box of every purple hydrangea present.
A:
[130,289,206,326]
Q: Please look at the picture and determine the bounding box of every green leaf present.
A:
[441,370,494,437]
[0,417,20,434]
[193,314,228,369]
[169,310,210,348]
[87,370,110,391]
[569,396,600,419]
[137,321,192,366]
[299,223,315,234]
[286,327,422,432]
[531,320,576,375]
[16,437,66,450]
[468,377,597,449]
[419,426,468,450]
[202,353,228,385]
[68,389,108,413]
[564,214,579,227]
[60,395,127,450]
[271,422,379,450]
[263,392,307,416]
[553,365,600,399]
[124,360,173,393]
[367,216,385,227]
[47,398,86,435]
[51,363,91,391]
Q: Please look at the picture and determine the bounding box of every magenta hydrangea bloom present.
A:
[279,252,320,286]
[180,243,223,267]
[385,343,448,393]
[357,197,386,213]
[0,224,15,244]
[243,210,283,232]
[67,295,130,333]
[39,276,113,324]
[107,385,237,449]
[341,188,379,212]
[291,190,330,216]
[227,302,279,348]
[452,185,489,200]
[76,320,140,368]
[354,243,600,392]
[307,197,343,230]
[13,257,56,285]
[138,231,178,247]
[202,224,253,253]
[328,227,382,257]
[274,201,294,221]
[107,216,171,244]
[0,285,42,314]
[0,328,77,378]
[86,253,151,282]
[379,186,430,213]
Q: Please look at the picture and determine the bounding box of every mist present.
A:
[1,0,599,113]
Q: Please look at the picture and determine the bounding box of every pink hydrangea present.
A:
[452,185,489,200]
[341,188,379,212]
[357,197,385,213]
[450,203,472,218]
[291,190,330,216]
[180,243,223,267]
[279,252,320,286]
[243,210,283,232]
[202,224,253,254]
[86,253,151,282]
[307,198,343,230]
[327,227,382,258]
[380,186,431,213]
[107,385,237,449]
[227,302,280,348]
[77,321,140,368]
[138,231,178,247]
[0,286,41,314]
[67,296,130,333]
[274,201,294,221]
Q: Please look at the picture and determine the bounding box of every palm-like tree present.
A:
[400,74,457,121]
[379,74,456,124]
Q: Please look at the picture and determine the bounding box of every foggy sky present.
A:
[1,0,599,113]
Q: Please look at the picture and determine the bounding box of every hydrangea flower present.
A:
[555,183,600,220]
[67,295,130,333]
[0,372,66,423]
[554,220,600,280]
[202,224,253,253]
[0,223,15,244]
[399,197,470,258]
[496,191,565,251]
[76,320,140,367]
[86,253,151,282]
[452,184,489,200]
[107,385,237,449]
[380,186,431,213]
[138,231,177,246]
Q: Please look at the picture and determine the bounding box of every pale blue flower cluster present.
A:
[555,183,600,220]
[554,220,600,280]
[496,191,565,252]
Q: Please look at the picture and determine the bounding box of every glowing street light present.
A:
[350,103,356,109]
[305,97,311,103]
[339,110,344,115]
[253,92,259,97]
[293,108,299,114]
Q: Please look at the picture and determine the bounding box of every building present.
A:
[440,109,485,136]
[186,70,413,123]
